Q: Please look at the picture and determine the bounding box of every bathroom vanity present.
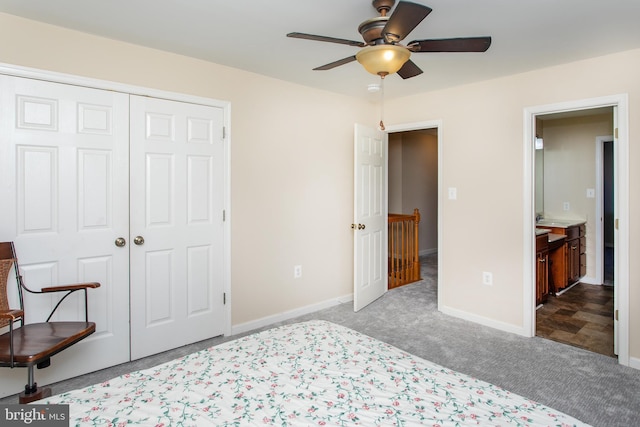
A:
[536,219,586,294]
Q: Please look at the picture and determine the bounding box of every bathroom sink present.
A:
[536,219,585,228]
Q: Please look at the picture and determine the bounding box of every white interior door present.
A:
[353,123,388,311]
[129,95,226,360]
[612,105,619,356]
[0,75,130,396]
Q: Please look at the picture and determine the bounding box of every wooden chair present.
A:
[0,242,100,403]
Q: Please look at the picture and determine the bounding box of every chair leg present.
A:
[18,365,51,404]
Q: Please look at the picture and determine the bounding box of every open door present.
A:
[353,123,387,311]
[612,105,619,357]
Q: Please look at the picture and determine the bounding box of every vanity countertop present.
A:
[548,233,567,243]
[536,218,586,228]
[535,228,550,236]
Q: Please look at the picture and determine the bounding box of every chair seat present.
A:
[0,322,95,367]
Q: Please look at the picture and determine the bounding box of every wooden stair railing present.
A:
[388,208,421,289]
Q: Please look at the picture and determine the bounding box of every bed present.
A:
[41,320,589,426]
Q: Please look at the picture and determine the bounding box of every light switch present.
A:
[448,187,457,200]
[586,188,595,198]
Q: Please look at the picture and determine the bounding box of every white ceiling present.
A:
[1,0,639,100]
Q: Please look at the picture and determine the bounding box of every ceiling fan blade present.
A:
[313,55,358,71]
[397,59,423,79]
[287,32,366,47]
[408,37,492,52]
[382,1,432,43]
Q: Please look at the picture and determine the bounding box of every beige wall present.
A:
[388,133,403,212]
[384,49,640,360]
[1,12,639,363]
[0,13,374,328]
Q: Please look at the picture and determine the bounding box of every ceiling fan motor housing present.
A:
[358,17,390,44]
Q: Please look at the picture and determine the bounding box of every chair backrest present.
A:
[0,243,16,328]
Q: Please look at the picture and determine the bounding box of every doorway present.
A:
[533,109,614,357]
[385,121,441,304]
[524,94,629,366]
[388,129,438,258]
[602,139,614,286]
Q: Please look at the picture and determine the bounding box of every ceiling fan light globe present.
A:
[356,44,411,76]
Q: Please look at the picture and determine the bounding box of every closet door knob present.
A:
[134,236,145,245]
[115,237,126,247]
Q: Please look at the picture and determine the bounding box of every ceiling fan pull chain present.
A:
[379,75,386,131]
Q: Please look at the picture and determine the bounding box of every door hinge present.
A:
[615,309,619,321]
[223,210,226,222]
[222,126,226,139]
[614,127,618,139]
[615,218,619,230]
[223,292,226,305]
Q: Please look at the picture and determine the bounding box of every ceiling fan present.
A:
[287,0,491,79]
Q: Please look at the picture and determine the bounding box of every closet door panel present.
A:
[0,75,130,397]
[129,95,225,360]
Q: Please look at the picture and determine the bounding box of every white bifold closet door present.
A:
[0,75,226,397]
[0,75,131,396]
[129,95,225,360]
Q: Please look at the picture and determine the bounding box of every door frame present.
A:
[523,94,629,366]
[384,120,443,308]
[0,62,233,337]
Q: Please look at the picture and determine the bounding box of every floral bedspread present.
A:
[42,320,589,426]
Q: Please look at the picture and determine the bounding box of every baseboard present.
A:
[579,276,599,285]
[231,293,353,336]
[419,248,437,257]
[628,356,640,370]
[440,304,529,337]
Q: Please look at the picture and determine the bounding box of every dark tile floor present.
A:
[536,282,615,357]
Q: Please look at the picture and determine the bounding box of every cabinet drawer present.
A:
[536,234,549,252]
[565,226,580,240]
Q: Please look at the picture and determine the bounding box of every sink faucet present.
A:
[536,214,543,222]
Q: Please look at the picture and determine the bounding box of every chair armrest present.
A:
[41,282,101,293]
[0,309,24,321]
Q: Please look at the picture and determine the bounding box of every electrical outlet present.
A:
[294,265,302,279]
[563,202,570,211]
[482,271,493,286]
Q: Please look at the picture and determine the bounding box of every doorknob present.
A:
[133,236,145,245]
[358,224,366,230]
[115,237,126,247]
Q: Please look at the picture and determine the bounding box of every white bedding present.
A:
[42,320,589,426]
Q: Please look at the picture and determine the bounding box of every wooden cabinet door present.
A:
[567,237,581,284]
[536,250,548,304]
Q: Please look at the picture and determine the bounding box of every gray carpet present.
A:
[2,254,639,426]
